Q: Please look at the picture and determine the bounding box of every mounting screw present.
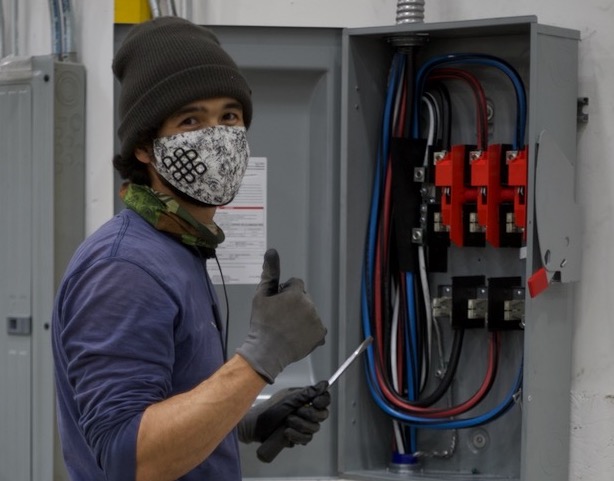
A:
[470,429,489,450]
[412,228,424,244]
[414,167,425,182]
[486,99,495,121]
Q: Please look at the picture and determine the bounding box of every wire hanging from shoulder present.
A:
[213,252,231,360]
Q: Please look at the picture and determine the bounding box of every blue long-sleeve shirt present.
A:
[52,208,241,481]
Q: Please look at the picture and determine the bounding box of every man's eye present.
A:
[180,117,199,126]
[222,112,241,123]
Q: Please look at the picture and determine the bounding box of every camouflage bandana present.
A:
[120,182,224,256]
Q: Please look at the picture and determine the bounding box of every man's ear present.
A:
[135,147,153,165]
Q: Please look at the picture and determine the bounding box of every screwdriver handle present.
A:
[256,426,288,463]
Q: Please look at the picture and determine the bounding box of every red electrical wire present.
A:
[419,332,499,418]
[373,331,499,417]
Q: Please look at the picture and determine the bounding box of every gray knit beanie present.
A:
[113,16,252,159]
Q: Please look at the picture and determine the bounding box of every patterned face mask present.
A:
[153,125,250,206]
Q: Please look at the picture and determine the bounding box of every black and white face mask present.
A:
[153,125,249,206]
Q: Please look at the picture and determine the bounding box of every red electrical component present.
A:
[469,145,528,247]
[470,145,515,247]
[434,144,478,247]
[507,147,528,236]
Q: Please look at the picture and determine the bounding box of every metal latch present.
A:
[7,317,32,336]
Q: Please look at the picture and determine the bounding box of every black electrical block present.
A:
[487,276,524,330]
[451,275,487,329]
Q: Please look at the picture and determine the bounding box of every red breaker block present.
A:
[470,145,515,247]
[507,147,528,235]
[434,145,478,247]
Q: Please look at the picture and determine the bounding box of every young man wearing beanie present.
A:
[52,16,330,481]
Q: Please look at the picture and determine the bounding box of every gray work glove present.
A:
[238,380,331,446]
[237,249,327,383]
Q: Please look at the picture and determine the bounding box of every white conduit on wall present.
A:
[10,0,17,55]
[166,0,178,17]
[0,0,5,58]
[148,0,162,18]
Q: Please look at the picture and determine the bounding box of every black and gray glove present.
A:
[237,249,327,383]
[238,380,331,461]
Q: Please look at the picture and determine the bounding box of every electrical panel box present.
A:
[113,15,580,481]
[338,16,580,481]
[0,56,85,481]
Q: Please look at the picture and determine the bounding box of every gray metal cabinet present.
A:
[0,56,84,481]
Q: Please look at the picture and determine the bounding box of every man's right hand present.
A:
[236,249,327,383]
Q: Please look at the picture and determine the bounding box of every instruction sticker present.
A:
[210,157,267,285]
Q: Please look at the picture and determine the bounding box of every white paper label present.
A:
[211,157,267,285]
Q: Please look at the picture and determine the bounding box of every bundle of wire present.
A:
[360,52,525,458]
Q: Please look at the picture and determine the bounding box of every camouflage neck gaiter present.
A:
[120,182,224,256]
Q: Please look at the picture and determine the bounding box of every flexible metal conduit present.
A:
[396,0,425,24]
[48,0,76,60]
[60,0,76,59]
[48,0,63,57]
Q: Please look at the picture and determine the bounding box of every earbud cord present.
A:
[213,252,231,360]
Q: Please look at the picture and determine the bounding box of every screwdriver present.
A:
[256,336,374,463]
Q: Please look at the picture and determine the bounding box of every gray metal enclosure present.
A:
[338,16,580,481]
[110,16,580,481]
[0,56,85,481]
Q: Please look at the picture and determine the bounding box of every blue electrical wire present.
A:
[364,52,406,299]
[411,53,527,150]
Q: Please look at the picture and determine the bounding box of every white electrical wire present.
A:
[393,420,406,455]
[390,284,406,454]
[416,94,437,389]
[424,91,441,147]
[390,278,408,453]
[390,282,401,391]
[421,94,436,166]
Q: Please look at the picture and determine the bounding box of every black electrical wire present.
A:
[414,328,464,407]
[403,49,416,139]
[213,253,231,360]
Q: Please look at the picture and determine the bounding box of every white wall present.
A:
[17,0,614,479]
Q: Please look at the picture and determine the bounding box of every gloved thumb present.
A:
[257,249,280,296]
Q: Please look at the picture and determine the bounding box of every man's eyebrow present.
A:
[223,101,243,110]
[170,101,243,118]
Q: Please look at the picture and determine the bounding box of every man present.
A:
[52,16,329,481]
